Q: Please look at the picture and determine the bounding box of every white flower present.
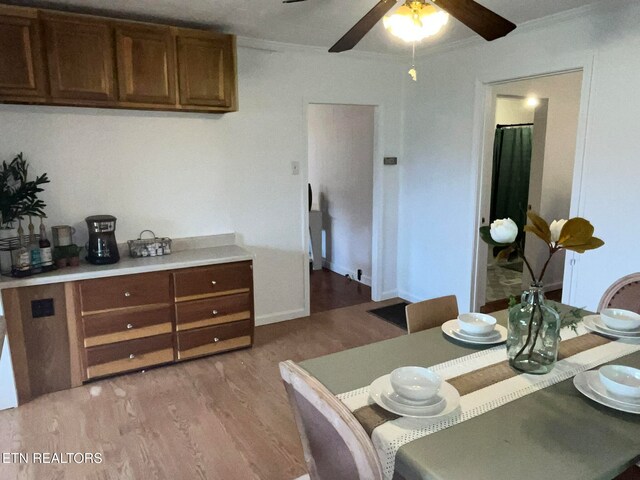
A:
[550,219,568,244]
[490,218,518,244]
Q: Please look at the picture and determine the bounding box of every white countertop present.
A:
[0,244,253,290]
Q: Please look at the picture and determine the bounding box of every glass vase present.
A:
[507,283,561,374]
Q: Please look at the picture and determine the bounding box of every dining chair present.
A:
[405,295,459,334]
[598,273,640,314]
[279,360,384,480]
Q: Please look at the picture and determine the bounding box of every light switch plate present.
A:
[291,161,300,175]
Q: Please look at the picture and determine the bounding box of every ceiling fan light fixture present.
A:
[383,2,449,43]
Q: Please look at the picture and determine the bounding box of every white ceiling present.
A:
[21,0,601,54]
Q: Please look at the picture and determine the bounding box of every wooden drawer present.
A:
[79,272,171,314]
[82,306,173,347]
[176,320,252,360]
[85,333,173,379]
[173,261,252,302]
[175,293,251,331]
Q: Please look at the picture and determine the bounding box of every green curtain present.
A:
[490,126,533,232]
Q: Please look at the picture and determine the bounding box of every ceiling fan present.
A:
[282,0,516,53]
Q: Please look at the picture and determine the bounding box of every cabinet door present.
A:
[176,30,236,110]
[42,13,115,102]
[0,9,46,99]
[116,24,176,105]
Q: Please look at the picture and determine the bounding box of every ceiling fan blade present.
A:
[282,0,307,3]
[433,0,516,41]
[329,0,398,53]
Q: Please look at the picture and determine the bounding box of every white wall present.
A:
[495,97,534,125]
[0,44,403,324]
[399,1,640,311]
[308,104,374,284]
[491,73,583,289]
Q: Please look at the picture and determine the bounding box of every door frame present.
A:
[469,54,595,311]
[302,100,385,316]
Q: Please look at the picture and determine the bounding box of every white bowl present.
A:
[390,367,441,402]
[600,309,640,331]
[599,365,640,398]
[457,313,497,336]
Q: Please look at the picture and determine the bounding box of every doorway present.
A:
[476,71,584,311]
[307,103,375,313]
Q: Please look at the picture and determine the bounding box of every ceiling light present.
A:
[525,96,540,108]
[383,1,449,44]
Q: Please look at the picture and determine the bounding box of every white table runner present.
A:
[337,326,640,479]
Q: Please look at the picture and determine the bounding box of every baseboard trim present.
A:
[543,282,563,292]
[398,290,422,304]
[381,289,398,301]
[322,260,372,287]
[255,308,307,326]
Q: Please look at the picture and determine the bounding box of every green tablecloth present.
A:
[300,308,640,480]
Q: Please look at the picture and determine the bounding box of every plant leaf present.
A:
[564,236,605,253]
[479,225,512,247]
[558,217,595,247]
[524,211,551,244]
[496,244,516,260]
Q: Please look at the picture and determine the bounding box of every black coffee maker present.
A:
[86,215,120,264]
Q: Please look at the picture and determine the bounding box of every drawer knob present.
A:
[211,280,217,286]
[214,337,220,343]
[212,310,218,316]
[129,354,135,359]
[127,323,134,329]
[124,292,131,297]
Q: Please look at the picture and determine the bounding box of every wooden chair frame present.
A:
[279,360,383,480]
[598,273,640,312]
[405,295,459,334]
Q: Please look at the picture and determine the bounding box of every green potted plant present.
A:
[0,153,49,273]
[0,153,49,234]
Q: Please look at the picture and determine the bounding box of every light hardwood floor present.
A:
[0,299,404,480]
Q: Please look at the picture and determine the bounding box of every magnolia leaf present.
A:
[525,211,551,244]
[496,244,516,260]
[479,226,512,247]
[558,217,595,247]
[564,236,605,253]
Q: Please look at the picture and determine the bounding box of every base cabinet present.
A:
[76,260,254,381]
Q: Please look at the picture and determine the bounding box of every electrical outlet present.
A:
[31,298,54,318]
[291,161,300,175]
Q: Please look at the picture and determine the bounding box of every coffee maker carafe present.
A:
[86,215,120,265]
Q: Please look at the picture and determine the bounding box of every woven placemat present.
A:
[353,333,611,433]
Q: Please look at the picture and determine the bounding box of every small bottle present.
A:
[39,217,53,267]
[28,216,42,273]
[16,219,30,271]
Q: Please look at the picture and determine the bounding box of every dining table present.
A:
[299,304,640,480]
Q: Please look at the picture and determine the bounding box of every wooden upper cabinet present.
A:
[0,5,238,113]
[116,24,176,105]
[42,13,115,103]
[176,30,237,111]
[0,8,46,99]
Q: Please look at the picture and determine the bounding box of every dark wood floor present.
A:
[310,268,371,314]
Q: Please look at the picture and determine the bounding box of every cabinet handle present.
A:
[211,280,217,286]
[212,310,218,316]
[124,292,131,297]
[129,354,135,359]
[214,337,220,343]
[127,323,134,329]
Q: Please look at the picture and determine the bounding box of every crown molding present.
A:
[236,36,406,64]
[416,0,610,59]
